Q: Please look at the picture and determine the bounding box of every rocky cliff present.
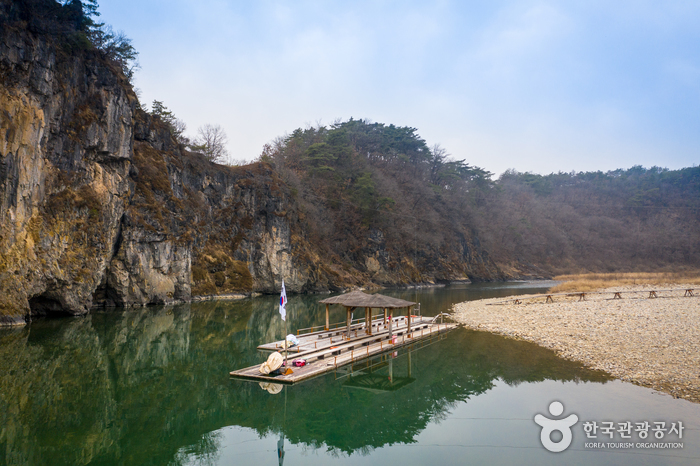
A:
[0,0,502,325]
[1,1,135,324]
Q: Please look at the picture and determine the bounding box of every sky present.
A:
[97,0,700,176]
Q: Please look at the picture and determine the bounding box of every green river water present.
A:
[1,282,699,465]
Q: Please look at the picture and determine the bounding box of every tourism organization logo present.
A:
[534,401,579,452]
[533,401,685,453]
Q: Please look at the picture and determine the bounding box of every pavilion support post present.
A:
[346,307,352,340]
[325,304,330,331]
[366,307,371,335]
[383,308,387,326]
[388,309,394,342]
[407,306,411,335]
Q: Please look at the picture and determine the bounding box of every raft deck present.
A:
[229,316,457,384]
[258,315,420,353]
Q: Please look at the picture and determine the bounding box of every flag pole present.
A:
[284,316,288,369]
[280,279,288,370]
[277,385,286,465]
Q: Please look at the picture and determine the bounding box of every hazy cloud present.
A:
[99,0,700,174]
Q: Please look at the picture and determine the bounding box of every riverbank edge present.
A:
[452,284,700,404]
[0,315,27,327]
[3,279,494,326]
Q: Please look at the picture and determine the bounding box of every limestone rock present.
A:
[0,15,134,321]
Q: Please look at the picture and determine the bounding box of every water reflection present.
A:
[0,283,617,465]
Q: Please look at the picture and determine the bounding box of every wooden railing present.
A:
[296,316,409,336]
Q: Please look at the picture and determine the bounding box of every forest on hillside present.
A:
[478,166,700,274]
[260,119,700,276]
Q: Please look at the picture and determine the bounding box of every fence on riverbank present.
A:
[487,288,696,305]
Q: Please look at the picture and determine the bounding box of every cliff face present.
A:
[0,12,315,322]
[0,11,135,323]
[107,116,326,304]
[0,13,335,323]
[0,2,502,324]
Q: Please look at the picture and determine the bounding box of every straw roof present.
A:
[319,290,415,308]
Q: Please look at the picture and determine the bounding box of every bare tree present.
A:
[192,124,229,163]
[172,119,188,144]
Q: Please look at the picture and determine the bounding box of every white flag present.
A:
[279,280,287,321]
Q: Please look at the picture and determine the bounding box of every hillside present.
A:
[260,122,700,278]
[475,167,700,275]
[259,120,502,285]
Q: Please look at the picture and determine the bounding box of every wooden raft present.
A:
[229,316,457,384]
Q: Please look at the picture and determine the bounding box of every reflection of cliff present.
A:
[92,306,192,382]
[0,306,193,466]
[0,302,611,464]
[0,318,119,465]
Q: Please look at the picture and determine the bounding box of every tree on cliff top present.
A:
[149,100,188,144]
[258,118,494,262]
[49,1,139,81]
[59,0,100,31]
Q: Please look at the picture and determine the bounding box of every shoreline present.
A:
[0,280,500,326]
[452,284,700,403]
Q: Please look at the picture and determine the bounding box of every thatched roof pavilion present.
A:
[319,290,416,339]
[319,290,415,308]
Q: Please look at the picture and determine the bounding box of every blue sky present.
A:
[98,0,700,176]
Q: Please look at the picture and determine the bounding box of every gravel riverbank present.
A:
[453,284,700,403]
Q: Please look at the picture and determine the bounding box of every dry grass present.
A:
[549,272,700,293]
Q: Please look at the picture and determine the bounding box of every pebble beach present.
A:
[453,285,700,403]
